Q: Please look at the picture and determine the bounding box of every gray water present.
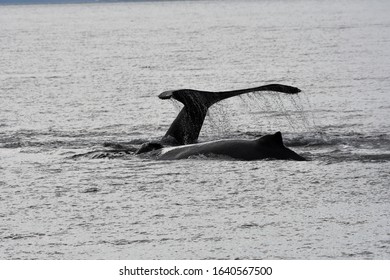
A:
[1,0,390,259]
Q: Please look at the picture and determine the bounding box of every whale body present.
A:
[157,132,305,161]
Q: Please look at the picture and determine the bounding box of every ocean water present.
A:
[1,0,389,259]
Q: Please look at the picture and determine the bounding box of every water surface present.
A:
[1,0,389,259]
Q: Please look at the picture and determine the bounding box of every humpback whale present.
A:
[73,84,306,161]
[157,132,306,161]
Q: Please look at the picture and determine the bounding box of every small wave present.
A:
[240,222,275,229]
[287,132,390,151]
[1,142,24,148]
[0,128,152,149]
[70,149,136,160]
[109,239,152,246]
[341,251,374,259]
[3,233,46,240]
[353,153,390,163]
[186,153,236,161]
[286,134,339,147]
[80,187,100,193]
[312,151,390,163]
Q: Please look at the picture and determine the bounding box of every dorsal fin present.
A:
[257,131,285,146]
[273,131,284,146]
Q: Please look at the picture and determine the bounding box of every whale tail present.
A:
[159,84,301,145]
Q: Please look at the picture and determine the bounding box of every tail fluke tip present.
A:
[158,90,174,100]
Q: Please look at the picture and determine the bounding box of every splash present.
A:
[168,90,318,140]
[237,90,318,133]
[203,102,234,138]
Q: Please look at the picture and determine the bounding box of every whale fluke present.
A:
[159,84,301,145]
[158,84,300,102]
